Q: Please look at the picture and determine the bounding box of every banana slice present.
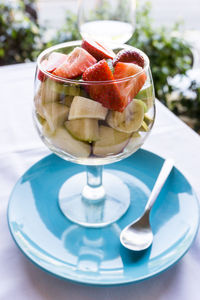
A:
[144,114,153,125]
[43,103,69,132]
[68,96,108,120]
[106,99,144,133]
[125,132,143,152]
[93,126,131,156]
[50,127,91,157]
[65,119,99,142]
[34,81,60,118]
[42,121,54,137]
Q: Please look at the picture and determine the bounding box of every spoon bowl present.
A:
[120,211,153,251]
[120,159,174,251]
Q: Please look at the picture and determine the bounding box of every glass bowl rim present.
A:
[37,40,150,86]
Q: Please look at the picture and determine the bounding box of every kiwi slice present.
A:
[135,85,154,109]
[50,127,91,157]
[136,99,148,113]
[65,119,99,142]
[93,125,131,156]
[52,83,81,96]
[107,99,144,133]
[60,95,74,107]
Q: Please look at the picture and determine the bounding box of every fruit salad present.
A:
[34,39,155,160]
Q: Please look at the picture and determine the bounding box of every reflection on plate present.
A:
[8,150,199,285]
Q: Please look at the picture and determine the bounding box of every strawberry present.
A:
[37,53,67,82]
[113,49,145,68]
[82,38,115,61]
[82,59,126,111]
[113,62,147,102]
[53,47,97,79]
[38,59,48,82]
[46,52,68,73]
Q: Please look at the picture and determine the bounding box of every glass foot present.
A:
[59,171,130,227]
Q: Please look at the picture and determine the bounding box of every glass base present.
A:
[58,171,130,227]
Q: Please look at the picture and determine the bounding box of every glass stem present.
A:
[82,166,106,203]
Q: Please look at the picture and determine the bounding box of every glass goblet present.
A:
[33,40,155,227]
[78,0,136,44]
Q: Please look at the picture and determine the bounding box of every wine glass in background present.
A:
[78,0,136,44]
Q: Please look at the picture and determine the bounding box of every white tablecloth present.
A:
[0,63,200,300]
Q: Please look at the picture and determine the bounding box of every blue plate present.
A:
[7,149,199,286]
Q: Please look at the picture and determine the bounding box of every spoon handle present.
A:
[145,159,174,211]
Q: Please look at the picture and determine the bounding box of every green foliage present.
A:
[169,72,200,133]
[47,11,81,46]
[129,2,193,103]
[0,0,42,65]
[130,2,200,132]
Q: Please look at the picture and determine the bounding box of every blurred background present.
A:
[0,0,200,133]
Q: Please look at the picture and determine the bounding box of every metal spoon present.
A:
[120,159,174,251]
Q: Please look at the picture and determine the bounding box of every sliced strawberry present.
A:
[114,62,147,102]
[38,59,48,82]
[53,47,97,79]
[82,59,127,111]
[113,49,145,68]
[37,53,67,82]
[46,52,68,73]
[82,39,115,61]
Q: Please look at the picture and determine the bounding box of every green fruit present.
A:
[135,99,148,113]
[106,99,144,133]
[60,96,74,107]
[93,125,131,156]
[52,83,81,96]
[135,85,154,109]
[50,127,91,157]
[65,119,99,142]
[68,96,108,120]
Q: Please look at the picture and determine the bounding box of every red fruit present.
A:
[46,52,68,73]
[113,62,147,102]
[113,49,145,68]
[37,53,68,82]
[82,59,127,112]
[82,38,115,61]
[38,59,48,82]
[53,47,97,79]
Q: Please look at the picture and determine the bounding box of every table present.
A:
[0,63,200,300]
